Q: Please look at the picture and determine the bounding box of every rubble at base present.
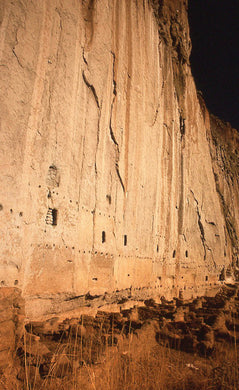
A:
[1,283,239,388]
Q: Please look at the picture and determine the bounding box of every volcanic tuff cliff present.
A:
[0,0,238,318]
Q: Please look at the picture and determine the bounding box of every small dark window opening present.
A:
[172,250,176,258]
[106,194,111,204]
[156,244,159,252]
[46,208,58,226]
[185,250,188,258]
[102,231,106,243]
[205,275,208,281]
[124,235,127,246]
[52,209,57,225]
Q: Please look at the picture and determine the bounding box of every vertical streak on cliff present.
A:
[155,33,165,255]
[161,46,174,257]
[83,0,95,51]
[109,52,125,195]
[81,69,101,252]
[111,0,119,221]
[155,123,163,256]
[110,1,125,195]
[165,120,173,250]
[124,0,132,199]
[22,0,51,172]
[177,91,186,269]
[22,0,53,292]
[68,4,83,292]
[177,86,186,242]
[178,146,184,235]
[148,6,162,257]
[190,190,207,261]
[160,114,166,255]
[68,4,82,197]
[171,119,177,242]
[176,112,185,284]
[0,5,10,62]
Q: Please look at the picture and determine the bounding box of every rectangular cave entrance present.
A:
[124,235,127,246]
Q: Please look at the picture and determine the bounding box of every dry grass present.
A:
[1,288,239,390]
[13,321,238,390]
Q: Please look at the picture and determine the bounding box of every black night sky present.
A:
[188,0,239,130]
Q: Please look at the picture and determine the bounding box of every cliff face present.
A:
[208,114,239,265]
[0,0,238,318]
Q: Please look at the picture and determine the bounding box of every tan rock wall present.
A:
[0,0,238,317]
[207,112,239,264]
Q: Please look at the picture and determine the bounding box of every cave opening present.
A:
[124,235,127,246]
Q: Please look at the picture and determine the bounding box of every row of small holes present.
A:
[32,245,156,259]
[3,208,23,216]
[1,280,18,286]
[9,206,194,256]
[34,243,192,261]
[39,188,115,219]
[90,282,215,290]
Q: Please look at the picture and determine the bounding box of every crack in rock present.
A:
[82,47,88,65]
[150,102,160,127]
[12,48,24,68]
[82,70,100,109]
[109,51,125,194]
[82,69,101,252]
[190,190,208,261]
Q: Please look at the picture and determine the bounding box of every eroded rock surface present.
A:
[0,1,238,316]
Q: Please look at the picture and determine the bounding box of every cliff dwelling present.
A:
[0,3,239,387]
[0,0,238,320]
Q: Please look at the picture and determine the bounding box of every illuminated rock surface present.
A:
[0,0,238,320]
